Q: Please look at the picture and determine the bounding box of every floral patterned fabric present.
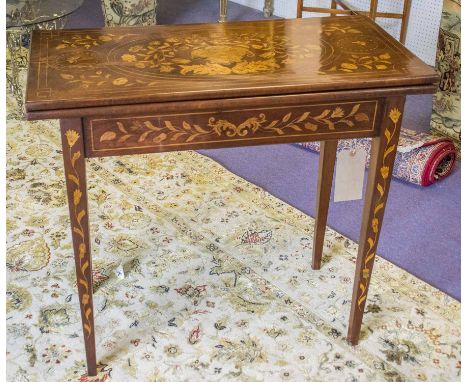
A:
[101,0,157,27]
[6,88,460,381]
[297,128,457,186]
[430,0,461,152]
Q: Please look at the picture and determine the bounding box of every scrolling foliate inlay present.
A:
[51,22,398,88]
[55,33,124,50]
[357,108,402,312]
[64,129,93,339]
[92,103,375,151]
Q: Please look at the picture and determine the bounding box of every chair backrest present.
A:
[297,0,353,18]
[296,0,412,43]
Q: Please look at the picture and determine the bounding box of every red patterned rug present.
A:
[297,128,457,186]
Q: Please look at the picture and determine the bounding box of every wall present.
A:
[231,0,443,65]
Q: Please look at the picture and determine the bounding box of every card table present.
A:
[25,16,437,376]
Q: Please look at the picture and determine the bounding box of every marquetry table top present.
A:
[26,16,437,112]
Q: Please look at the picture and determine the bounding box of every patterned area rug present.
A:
[6,93,460,381]
[296,128,457,187]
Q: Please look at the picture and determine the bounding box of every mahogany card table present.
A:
[25,16,437,376]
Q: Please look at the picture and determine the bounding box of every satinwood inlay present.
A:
[26,16,437,112]
[86,101,378,155]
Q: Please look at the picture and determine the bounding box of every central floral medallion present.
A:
[52,24,397,87]
[191,45,254,65]
[119,34,285,76]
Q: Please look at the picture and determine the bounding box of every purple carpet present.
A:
[67,0,460,300]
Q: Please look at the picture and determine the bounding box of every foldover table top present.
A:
[26,16,437,113]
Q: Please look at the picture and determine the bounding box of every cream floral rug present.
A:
[6,92,460,381]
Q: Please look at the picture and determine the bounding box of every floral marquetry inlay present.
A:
[89,102,377,153]
[118,33,316,76]
[63,129,94,339]
[357,107,402,312]
[44,19,404,92]
[27,16,435,110]
[51,24,398,82]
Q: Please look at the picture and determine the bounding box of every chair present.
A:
[220,0,274,23]
[101,0,158,26]
[220,0,228,22]
[297,0,412,44]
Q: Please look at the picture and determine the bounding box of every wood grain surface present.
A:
[26,16,437,112]
[84,100,379,157]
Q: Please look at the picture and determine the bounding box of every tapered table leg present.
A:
[312,140,338,270]
[347,97,405,345]
[60,119,97,376]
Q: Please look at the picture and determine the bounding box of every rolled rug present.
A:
[296,128,457,186]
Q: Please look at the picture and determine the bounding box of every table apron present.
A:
[83,98,383,157]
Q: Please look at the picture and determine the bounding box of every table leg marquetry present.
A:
[60,118,97,375]
[60,95,405,376]
[25,17,436,376]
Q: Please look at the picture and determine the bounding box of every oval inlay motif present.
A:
[104,31,335,79]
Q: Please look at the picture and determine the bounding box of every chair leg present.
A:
[331,0,337,16]
[219,0,228,23]
[369,0,378,20]
[312,140,338,270]
[297,0,304,18]
[400,0,412,44]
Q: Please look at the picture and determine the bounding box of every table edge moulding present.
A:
[25,15,438,377]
